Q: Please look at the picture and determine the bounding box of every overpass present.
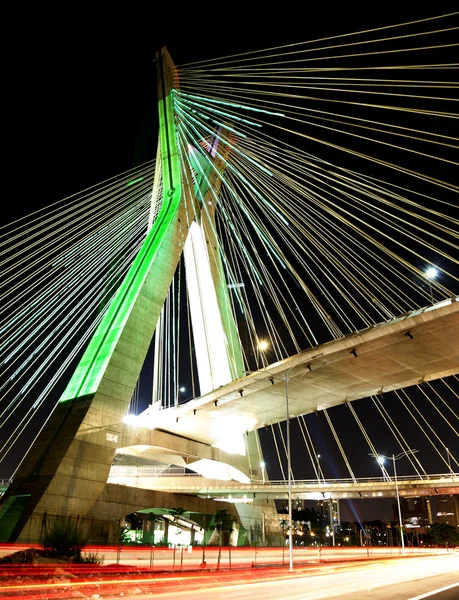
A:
[108,471,459,501]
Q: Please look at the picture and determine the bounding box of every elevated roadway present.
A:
[107,471,459,501]
[140,298,459,448]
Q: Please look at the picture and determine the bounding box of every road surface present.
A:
[131,554,458,600]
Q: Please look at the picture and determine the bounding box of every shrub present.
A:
[80,551,104,564]
[40,516,88,561]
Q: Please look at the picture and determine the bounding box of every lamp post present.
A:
[392,454,405,555]
[285,372,293,572]
[257,339,269,369]
[265,363,293,571]
[370,450,418,557]
[425,266,438,304]
[329,499,336,547]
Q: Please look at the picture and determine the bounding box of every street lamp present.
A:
[266,367,293,571]
[285,372,293,572]
[329,499,336,547]
[425,267,438,304]
[370,449,418,557]
[257,339,269,368]
[374,455,391,482]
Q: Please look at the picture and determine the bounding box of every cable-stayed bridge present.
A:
[0,13,458,546]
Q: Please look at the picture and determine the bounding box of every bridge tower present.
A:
[0,48,276,545]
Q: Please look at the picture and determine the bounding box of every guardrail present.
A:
[107,467,458,486]
[4,471,457,492]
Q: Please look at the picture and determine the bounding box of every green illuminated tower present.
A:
[0,48,269,545]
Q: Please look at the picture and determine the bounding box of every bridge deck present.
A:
[107,473,459,500]
[144,299,459,448]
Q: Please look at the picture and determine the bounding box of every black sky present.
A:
[6,2,457,217]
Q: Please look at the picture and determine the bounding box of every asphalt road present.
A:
[130,554,458,600]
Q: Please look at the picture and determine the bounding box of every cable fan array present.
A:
[173,11,458,364]
[257,375,458,482]
[0,12,458,477]
[0,163,158,468]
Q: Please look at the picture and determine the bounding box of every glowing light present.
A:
[184,221,233,393]
[212,433,246,456]
[425,267,438,279]
[60,74,183,402]
[123,414,141,426]
[188,458,250,483]
[208,414,256,455]
[125,177,144,187]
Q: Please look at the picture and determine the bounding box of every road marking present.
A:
[408,582,459,600]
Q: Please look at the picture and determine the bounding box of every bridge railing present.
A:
[254,473,458,486]
[107,466,457,485]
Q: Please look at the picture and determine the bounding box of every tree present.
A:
[430,523,459,547]
[280,518,288,532]
[147,512,164,545]
[40,515,89,562]
[211,509,234,569]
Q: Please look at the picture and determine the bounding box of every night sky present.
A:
[4,3,458,522]
[7,2,457,214]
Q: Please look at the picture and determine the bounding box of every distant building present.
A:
[397,497,432,532]
[316,498,341,527]
[436,495,459,527]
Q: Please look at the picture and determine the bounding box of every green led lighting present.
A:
[60,46,247,401]
[175,92,262,128]
[178,91,285,117]
[61,50,182,402]
[125,177,144,187]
